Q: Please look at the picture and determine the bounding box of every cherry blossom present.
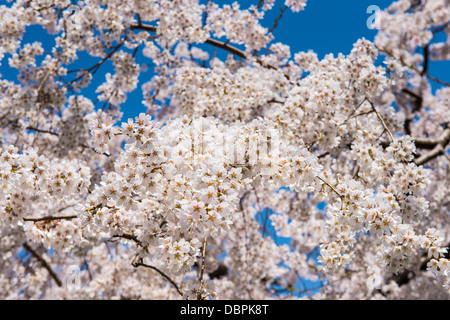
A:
[0,0,449,300]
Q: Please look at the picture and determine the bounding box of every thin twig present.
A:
[367,98,395,142]
[315,175,346,210]
[269,5,288,34]
[9,123,59,136]
[315,176,343,198]
[198,237,208,297]
[132,258,184,297]
[252,0,265,13]
[65,39,126,89]
[36,62,58,95]
[425,73,450,87]
[342,98,368,124]
[238,188,254,299]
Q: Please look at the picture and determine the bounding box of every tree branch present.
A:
[132,256,184,297]
[10,124,60,136]
[413,126,450,165]
[367,98,395,142]
[198,236,208,297]
[23,215,77,222]
[36,61,58,96]
[316,176,343,199]
[421,44,429,76]
[110,233,141,246]
[23,242,62,287]
[65,38,126,89]
[129,23,289,80]
[401,88,423,113]
[269,5,288,35]
[376,44,450,87]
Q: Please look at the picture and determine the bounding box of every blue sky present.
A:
[260,0,393,58]
[1,0,449,122]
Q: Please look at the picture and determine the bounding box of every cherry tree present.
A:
[0,0,449,300]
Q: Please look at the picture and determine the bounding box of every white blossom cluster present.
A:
[0,0,449,300]
[206,2,272,53]
[168,64,288,121]
[0,145,91,251]
[79,115,321,276]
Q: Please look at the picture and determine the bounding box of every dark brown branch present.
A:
[421,44,429,76]
[23,215,77,222]
[84,259,93,282]
[130,22,157,33]
[401,88,423,113]
[387,242,450,289]
[204,37,247,59]
[425,74,450,87]
[267,98,284,104]
[398,88,423,135]
[413,126,450,165]
[432,21,450,34]
[80,144,111,157]
[317,151,329,159]
[10,123,59,136]
[65,38,126,89]
[130,22,247,59]
[269,5,288,35]
[413,138,442,149]
[208,262,228,279]
[132,257,184,297]
[253,0,265,13]
[414,143,447,165]
[110,233,141,245]
[23,242,62,287]
[25,126,59,136]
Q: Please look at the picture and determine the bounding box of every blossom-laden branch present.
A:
[129,22,291,81]
[376,44,450,88]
